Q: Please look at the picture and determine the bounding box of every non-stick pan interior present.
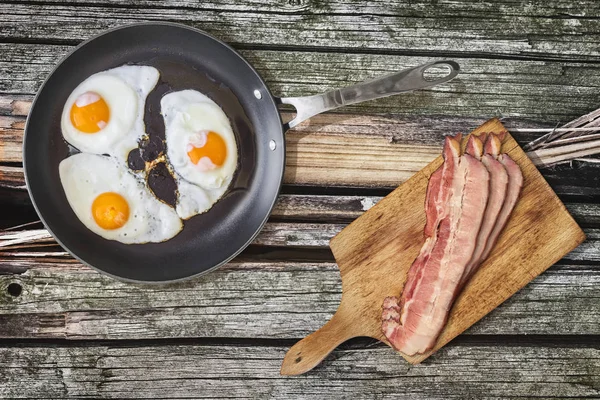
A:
[24,23,285,282]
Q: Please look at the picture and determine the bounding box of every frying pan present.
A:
[24,22,459,283]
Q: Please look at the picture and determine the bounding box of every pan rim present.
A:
[23,22,285,284]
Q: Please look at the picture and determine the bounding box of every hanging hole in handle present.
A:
[422,64,453,82]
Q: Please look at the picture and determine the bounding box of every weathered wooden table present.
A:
[1,1,599,398]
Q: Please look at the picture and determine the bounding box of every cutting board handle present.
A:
[280,302,357,375]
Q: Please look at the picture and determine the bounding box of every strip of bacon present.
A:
[465,132,487,157]
[382,136,460,354]
[460,134,509,285]
[424,133,463,237]
[476,131,523,262]
[400,135,462,316]
[484,132,503,156]
[480,152,523,261]
[423,167,442,238]
[382,137,490,356]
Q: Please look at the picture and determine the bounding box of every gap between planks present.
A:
[1,196,598,256]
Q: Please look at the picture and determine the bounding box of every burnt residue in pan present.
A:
[147,161,178,208]
[138,133,164,163]
[127,147,145,171]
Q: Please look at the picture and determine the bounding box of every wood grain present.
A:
[4,44,600,121]
[0,343,598,398]
[0,259,598,340]
[281,119,586,374]
[0,0,598,395]
[3,107,600,194]
[2,225,598,262]
[3,0,599,19]
[0,165,26,190]
[272,195,600,225]
[2,1,600,62]
[1,194,597,341]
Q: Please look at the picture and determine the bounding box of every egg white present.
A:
[61,65,159,162]
[174,172,230,219]
[162,90,238,191]
[59,153,182,244]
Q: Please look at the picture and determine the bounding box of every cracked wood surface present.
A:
[2,107,600,193]
[0,344,599,398]
[2,195,599,258]
[0,260,598,340]
[1,0,600,397]
[0,196,598,341]
[3,44,600,120]
[2,0,600,62]
[2,224,600,261]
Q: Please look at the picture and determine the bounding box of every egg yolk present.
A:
[92,192,130,230]
[187,131,227,167]
[70,92,110,134]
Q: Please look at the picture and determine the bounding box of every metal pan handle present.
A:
[277,60,459,130]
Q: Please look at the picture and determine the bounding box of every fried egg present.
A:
[61,65,159,161]
[174,172,230,219]
[59,153,182,244]
[162,90,238,190]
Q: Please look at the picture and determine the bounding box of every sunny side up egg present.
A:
[59,153,182,243]
[61,65,159,162]
[161,90,239,219]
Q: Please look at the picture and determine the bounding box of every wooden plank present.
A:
[0,258,598,339]
[230,52,600,120]
[0,343,597,398]
[0,110,481,163]
[274,195,600,225]
[4,0,599,18]
[0,94,32,116]
[0,123,442,188]
[2,2,600,62]
[3,137,600,194]
[3,108,600,193]
[273,194,380,222]
[4,156,599,201]
[0,165,26,190]
[567,202,600,226]
[3,44,600,120]
[284,133,440,187]
[0,116,23,163]
[1,224,598,261]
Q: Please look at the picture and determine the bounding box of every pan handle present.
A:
[277,60,459,130]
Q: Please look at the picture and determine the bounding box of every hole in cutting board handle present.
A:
[7,283,22,297]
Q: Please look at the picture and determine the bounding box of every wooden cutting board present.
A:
[280,118,586,375]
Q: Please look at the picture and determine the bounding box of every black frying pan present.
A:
[24,22,459,283]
